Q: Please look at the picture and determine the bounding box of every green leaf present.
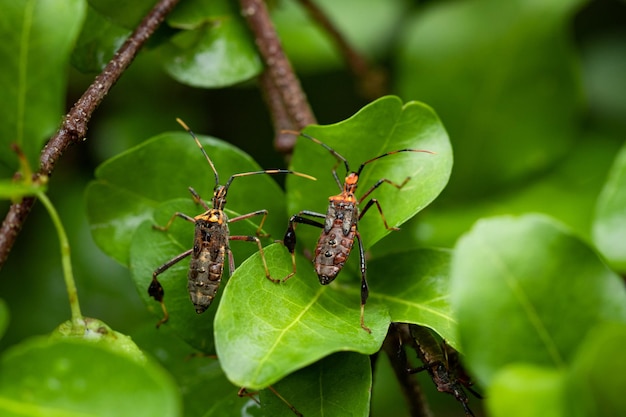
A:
[132,325,256,417]
[286,95,452,252]
[159,0,262,88]
[214,244,390,389]
[487,365,565,417]
[451,214,626,386]
[0,0,87,170]
[0,337,180,417]
[396,0,584,198]
[87,0,155,29]
[593,141,626,271]
[131,198,284,351]
[414,132,620,248]
[71,5,130,73]
[260,352,371,417]
[368,248,458,348]
[86,131,296,265]
[565,322,626,417]
[129,205,218,352]
[51,317,146,362]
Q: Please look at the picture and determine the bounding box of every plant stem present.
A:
[35,191,82,323]
[240,0,316,155]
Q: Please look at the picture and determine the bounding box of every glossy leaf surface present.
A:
[396,0,584,198]
[160,0,261,87]
[260,352,371,417]
[0,337,180,417]
[215,244,389,389]
[71,5,130,73]
[593,141,626,271]
[368,248,457,347]
[487,365,565,417]
[286,95,452,252]
[86,132,297,265]
[451,214,626,386]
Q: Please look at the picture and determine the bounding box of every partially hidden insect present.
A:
[280,130,433,332]
[148,119,316,327]
[407,324,482,417]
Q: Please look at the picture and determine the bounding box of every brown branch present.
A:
[0,0,181,269]
[240,0,316,155]
[296,0,387,99]
[382,323,433,417]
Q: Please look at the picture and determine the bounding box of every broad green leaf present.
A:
[86,131,300,265]
[260,352,371,417]
[132,325,255,417]
[368,248,458,348]
[0,0,87,171]
[488,365,565,417]
[0,337,180,417]
[71,5,130,73]
[415,133,619,248]
[215,244,390,389]
[159,0,262,88]
[273,0,407,72]
[565,322,626,417]
[286,95,452,252]
[132,198,286,351]
[451,214,626,386]
[87,0,154,29]
[396,0,584,198]
[593,141,626,271]
[51,317,145,362]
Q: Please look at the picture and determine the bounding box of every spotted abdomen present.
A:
[188,212,229,314]
[314,202,357,285]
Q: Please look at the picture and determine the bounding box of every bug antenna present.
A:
[224,169,316,192]
[282,129,350,173]
[356,149,435,176]
[176,118,220,186]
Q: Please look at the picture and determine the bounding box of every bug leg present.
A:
[227,249,236,277]
[280,212,325,281]
[229,235,279,283]
[238,386,302,417]
[153,212,196,232]
[149,249,193,327]
[360,198,400,231]
[188,187,210,210]
[230,209,270,238]
[355,231,371,333]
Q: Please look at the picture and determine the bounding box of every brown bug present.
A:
[407,324,481,417]
[148,119,315,327]
[281,131,433,332]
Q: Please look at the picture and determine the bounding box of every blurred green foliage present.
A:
[1,0,625,416]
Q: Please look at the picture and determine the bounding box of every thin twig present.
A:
[0,0,181,269]
[240,0,316,155]
[257,70,298,154]
[382,323,433,417]
[296,0,387,99]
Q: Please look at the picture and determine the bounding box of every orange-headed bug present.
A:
[148,120,315,326]
[280,130,433,332]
